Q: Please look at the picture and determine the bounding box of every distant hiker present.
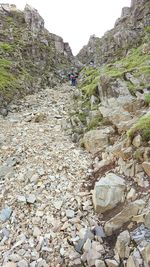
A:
[69,68,77,86]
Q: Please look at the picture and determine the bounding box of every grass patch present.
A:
[0,42,13,52]
[86,116,102,131]
[127,114,150,142]
[144,93,150,105]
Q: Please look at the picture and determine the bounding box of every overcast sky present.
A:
[2,0,131,55]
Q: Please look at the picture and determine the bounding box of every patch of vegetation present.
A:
[0,42,13,52]
[144,93,150,105]
[86,116,102,131]
[145,26,150,33]
[0,59,17,91]
[127,114,150,142]
[134,148,144,162]
[78,67,100,97]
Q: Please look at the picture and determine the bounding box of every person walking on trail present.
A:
[69,68,77,87]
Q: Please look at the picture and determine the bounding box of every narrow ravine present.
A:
[0,85,102,267]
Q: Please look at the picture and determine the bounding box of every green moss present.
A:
[78,112,87,124]
[145,26,150,33]
[79,67,99,96]
[127,114,150,142]
[144,94,150,105]
[0,42,13,52]
[82,80,98,97]
[86,116,102,131]
[127,82,136,96]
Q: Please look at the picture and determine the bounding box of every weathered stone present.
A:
[53,200,63,210]
[83,249,102,267]
[66,209,75,218]
[126,255,137,267]
[83,129,109,154]
[127,249,143,267]
[0,165,13,178]
[3,263,16,267]
[127,188,136,200]
[0,206,12,222]
[17,195,26,203]
[18,260,29,267]
[33,226,41,237]
[144,147,150,162]
[9,254,22,262]
[142,162,150,177]
[105,259,119,267]
[92,173,126,213]
[104,200,145,236]
[138,240,150,265]
[26,194,36,204]
[132,135,142,148]
[95,260,106,267]
[145,211,150,229]
[115,230,130,259]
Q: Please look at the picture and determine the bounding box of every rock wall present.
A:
[77,0,150,65]
[0,4,75,109]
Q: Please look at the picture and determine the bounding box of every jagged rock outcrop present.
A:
[0,4,75,110]
[77,0,150,65]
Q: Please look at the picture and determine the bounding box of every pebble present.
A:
[33,227,41,237]
[26,194,36,204]
[0,207,12,222]
[17,195,26,203]
[66,209,75,218]
[18,259,29,267]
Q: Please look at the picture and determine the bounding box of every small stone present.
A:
[33,227,41,237]
[95,260,106,267]
[3,263,16,267]
[17,195,26,203]
[60,247,65,256]
[83,238,92,252]
[132,134,142,148]
[142,162,150,177]
[26,194,36,204]
[115,230,130,259]
[105,259,119,267]
[53,200,63,210]
[127,188,136,200]
[0,206,12,222]
[30,262,36,267]
[18,260,29,267]
[9,254,22,262]
[145,212,150,229]
[92,225,106,238]
[0,165,13,178]
[0,108,8,116]
[66,209,75,218]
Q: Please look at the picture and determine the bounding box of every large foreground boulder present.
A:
[92,173,126,213]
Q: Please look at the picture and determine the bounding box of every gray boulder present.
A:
[92,173,126,213]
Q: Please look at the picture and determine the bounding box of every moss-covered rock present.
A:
[127,113,150,142]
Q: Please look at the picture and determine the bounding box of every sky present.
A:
[2,0,131,55]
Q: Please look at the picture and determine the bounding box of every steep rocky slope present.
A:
[0,4,75,112]
[69,0,150,266]
[77,0,150,65]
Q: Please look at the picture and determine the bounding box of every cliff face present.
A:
[0,4,75,108]
[77,0,150,65]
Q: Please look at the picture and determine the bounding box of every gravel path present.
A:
[0,85,100,267]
